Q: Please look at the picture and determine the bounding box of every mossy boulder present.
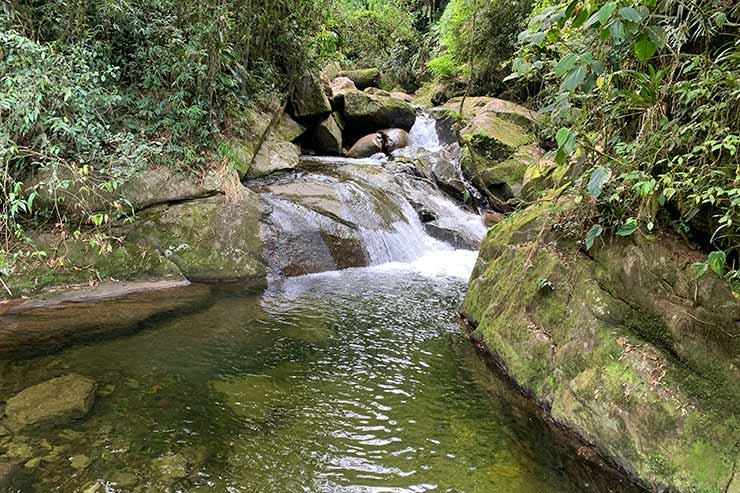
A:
[4,374,96,431]
[463,198,740,493]
[248,138,301,178]
[341,90,416,136]
[128,190,265,282]
[310,114,343,155]
[338,68,380,89]
[291,73,332,119]
[438,97,540,207]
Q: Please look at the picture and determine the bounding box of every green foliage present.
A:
[508,0,740,291]
[429,0,535,94]
[0,0,332,277]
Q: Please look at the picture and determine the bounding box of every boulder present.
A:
[5,374,96,430]
[248,139,300,178]
[128,190,265,283]
[390,91,415,103]
[291,74,332,119]
[342,90,416,135]
[364,87,391,97]
[424,222,477,250]
[463,198,740,493]
[379,128,409,153]
[329,76,356,98]
[338,68,380,89]
[152,454,188,482]
[311,114,343,155]
[346,133,383,159]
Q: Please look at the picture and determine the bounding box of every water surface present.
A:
[0,253,640,492]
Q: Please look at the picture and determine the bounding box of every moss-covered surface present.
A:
[463,199,740,492]
[6,190,266,298]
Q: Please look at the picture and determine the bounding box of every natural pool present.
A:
[0,253,642,492]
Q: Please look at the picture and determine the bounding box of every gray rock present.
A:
[346,133,383,159]
[337,68,380,89]
[5,374,96,431]
[249,139,301,178]
[152,454,188,482]
[311,114,343,155]
[342,90,416,135]
[291,74,332,119]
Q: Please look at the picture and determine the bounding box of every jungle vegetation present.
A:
[0,0,738,290]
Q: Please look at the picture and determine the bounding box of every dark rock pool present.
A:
[0,254,642,492]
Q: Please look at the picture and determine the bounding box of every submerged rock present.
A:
[0,461,21,489]
[152,453,188,482]
[5,374,96,431]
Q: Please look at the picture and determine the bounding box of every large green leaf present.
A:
[554,54,578,77]
[634,34,657,61]
[599,2,618,25]
[556,127,571,147]
[587,166,612,198]
[616,218,638,236]
[707,251,727,277]
[562,66,586,92]
[619,7,642,22]
[585,224,603,250]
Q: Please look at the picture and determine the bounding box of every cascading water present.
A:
[258,110,486,278]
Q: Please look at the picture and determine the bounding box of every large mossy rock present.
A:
[463,198,740,493]
[337,68,380,90]
[4,374,96,431]
[291,74,332,119]
[438,97,542,207]
[128,190,265,282]
[342,90,416,136]
[6,189,266,296]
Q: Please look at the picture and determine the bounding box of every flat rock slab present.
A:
[0,281,211,356]
[5,374,96,431]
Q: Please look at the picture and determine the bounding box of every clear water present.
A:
[0,253,641,493]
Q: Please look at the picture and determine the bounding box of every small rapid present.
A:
[258,111,486,278]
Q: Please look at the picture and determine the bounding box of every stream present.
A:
[0,114,643,493]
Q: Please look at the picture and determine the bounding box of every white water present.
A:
[262,112,485,280]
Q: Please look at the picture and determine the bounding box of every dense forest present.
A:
[1,0,738,292]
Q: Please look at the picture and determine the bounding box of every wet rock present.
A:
[346,133,383,158]
[342,90,416,135]
[338,68,380,89]
[69,454,91,471]
[311,114,343,155]
[110,471,138,487]
[249,139,301,178]
[291,73,332,119]
[153,454,188,482]
[463,198,740,493]
[5,374,96,431]
[4,441,34,460]
[424,222,477,250]
[380,128,409,153]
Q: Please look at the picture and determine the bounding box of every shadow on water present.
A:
[0,263,645,492]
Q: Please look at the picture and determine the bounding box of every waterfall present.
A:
[258,112,486,278]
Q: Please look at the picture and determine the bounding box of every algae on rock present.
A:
[463,198,740,493]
